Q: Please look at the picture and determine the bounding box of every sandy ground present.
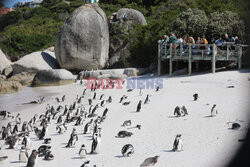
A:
[0,69,250,167]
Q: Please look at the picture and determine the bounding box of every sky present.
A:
[2,0,33,8]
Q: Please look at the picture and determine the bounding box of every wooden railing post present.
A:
[158,43,161,76]
[238,45,242,70]
[169,43,173,77]
[226,44,229,60]
[188,44,192,75]
[180,43,183,57]
[212,44,216,73]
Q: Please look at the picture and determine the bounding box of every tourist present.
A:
[215,37,224,46]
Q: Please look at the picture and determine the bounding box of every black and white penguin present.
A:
[19,146,29,163]
[56,124,67,134]
[27,121,33,132]
[26,150,38,167]
[44,138,51,144]
[193,93,199,101]
[181,106,188,115]
[99,94,104,100]
[101,108,108,121]
[66,128,78,148]
[139,88,143,96]
[88,99,93,106]
[44,150,54,160]
[172,134,183,152]
[121,144,134,157]
[211,104,218,117]
[117,131,133,138]
[62,95,66,102]
[122,120,131,127]
[144,94,150,104]
[93,92,96,100]
[12,123,18,134]
[123,101,131,106]
[100,100,106,107]
[174,106,182,117]
[83,121,91,134]
[38,145,51,157]
[75,116,84,126]
[119,95,127,103]
[83,89,86,95]
[0,110,10,119]
[155,85,160,92]
[141,156,160,167]
[79,144,87,158]
[1,126,8,139]
[107,96,112,103]
[35,124,47,140]
[55,97,60,103]
[90,133,101,154]
[57,115,63,124]
[227,122,241,130]
[62,105,68,116]
[127,89,133,92]
[22,133,31,150]
[136,100,142,112]
[22,122,28,132]
[15,113,21,124]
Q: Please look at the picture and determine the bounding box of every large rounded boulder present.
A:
[108,8,147,68]
[55,4,109,71]
[0,49,12,74]
[32,69,75,87]
[0,80,22,94]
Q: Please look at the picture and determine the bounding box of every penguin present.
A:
[1,126,8,139]
[15,113,21,124]
[83,121,91,134]
[66,128,78,148]
[77,97,82,104]
[117,131,133,138]
[19,146,29,163]
[44,138,51,144]
[22,133,31,149]
[0,110,8,119]
[83,89,86,95]
[144,94,150,104]
[12,123,18,134]
[122,120,131,126]
[227,122,241,130]
[141,156,159,167]
[121,144,134,157]
[75,116,84,126]
[101,108,108,120]
[55,97,60,103]
[128,125,142,130]
[57,115,63,124]
[62,95,66,102]
[139,88,143,96]
[181,106,188,115]
[174,106,182,117]
[81,160,90,167]
[90,133,101,154]
[119,95,127,103]
[88,99,93,105]
[99,94,104,100]
[172,134,183,152]
[35,124,47,140]
[123,101,131,105]
[63,105,68,116]
[155,85,160,92]
[56,124,67,134]
[38,145,51,157]
[44,150,54,160]
[107,96,112,103]
[26,149,38,167]
[100,100,106,107]
[22,122,28,132]
[136,100,142,112]
[127,89,133,92]
[27,121,33,132]
[93,92,96,100]
[79,144,87,158]
[193,93,199,101]
[211,104,218,117]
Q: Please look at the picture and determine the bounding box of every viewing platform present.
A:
[158,43,248,76]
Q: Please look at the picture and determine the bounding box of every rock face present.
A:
[32,69,75,87]
[11,51,59,74]
[108,8,147,68]
[0,49,12,74]
[77,68,148,80]
[55,4,109,71]
[8,72,36,86]
[0,80,22,94]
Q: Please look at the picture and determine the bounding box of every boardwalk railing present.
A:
[158,43,248,76]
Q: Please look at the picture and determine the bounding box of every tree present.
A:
[207,11,245,39]
[173,8,208,38]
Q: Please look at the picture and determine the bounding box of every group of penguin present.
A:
[0,79,242,167]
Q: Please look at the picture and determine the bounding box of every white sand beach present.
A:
[0,69,250,167]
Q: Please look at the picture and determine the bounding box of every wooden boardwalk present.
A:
[158,43,248,76]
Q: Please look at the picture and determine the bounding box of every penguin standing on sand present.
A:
[107,96,112,103]
[66,128,78,148]
[136,100,142,112]
[88,99,93,106]
[12,123,18,134]
[211,104,218,117]
[62,95,66,102]
[193,93,199,101]
[144,94,150,104]
[22,133,31,150]
[141,156,159,166]
[19,146,29,163]
[57,115,63,124]
[16,113,21,124]
[79,144,87,158]
[181,106,188,115]
[44,150,54,160]
[26,149,38,167]
[93,92,96,100]
[90,133,101,154]
[174,106,182,117]
[172,134,183,152]
[1,127,8,139]
[100,100,106,107]
[83,120,92,134]
[121,144,134,157]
